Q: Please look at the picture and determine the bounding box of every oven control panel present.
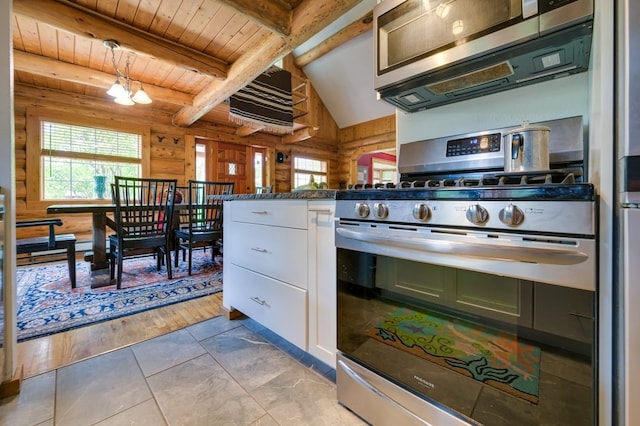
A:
[446,133,502,157]
[337,199,595,236]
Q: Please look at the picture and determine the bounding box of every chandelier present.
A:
[103,39,152,105]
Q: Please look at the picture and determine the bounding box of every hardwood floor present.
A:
[15,292,223,379]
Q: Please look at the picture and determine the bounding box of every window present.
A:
[40,121,142,200]
[26,108,150,204]
[372,159,397,185]
[293,156,328,188]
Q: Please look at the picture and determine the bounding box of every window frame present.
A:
[291,153,329,189]
[26,107,151,208]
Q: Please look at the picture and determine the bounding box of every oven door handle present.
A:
[336,227,588,265]
[337,359,431,425]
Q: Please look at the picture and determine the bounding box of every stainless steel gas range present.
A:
[335,117,597,426]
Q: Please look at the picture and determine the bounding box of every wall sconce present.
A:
[104,39,152,106]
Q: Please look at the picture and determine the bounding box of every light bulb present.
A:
[107,80,126,98]
[114,93,135,105]
[132,87,152,104]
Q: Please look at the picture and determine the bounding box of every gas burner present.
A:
[483,170,578,185]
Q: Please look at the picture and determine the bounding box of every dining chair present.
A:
[174,180,234,275]
[109,176,178,289]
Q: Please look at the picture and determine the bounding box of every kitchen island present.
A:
[222,191,337,368]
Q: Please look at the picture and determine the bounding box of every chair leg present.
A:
[174,237,180,268]
[116,251,124,290]
[165,246,173,279]
[110,248,116,280]
[188,243,193,276]
[66,243,77,289]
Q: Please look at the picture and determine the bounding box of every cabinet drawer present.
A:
[230,200,308,229]
[227,222,308,289]
[224,264,307,349]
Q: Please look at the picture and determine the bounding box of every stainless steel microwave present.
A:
[374,0,594,112]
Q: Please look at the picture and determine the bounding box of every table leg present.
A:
[91,211,108,270]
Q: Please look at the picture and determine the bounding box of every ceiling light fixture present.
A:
[103,39,152,105]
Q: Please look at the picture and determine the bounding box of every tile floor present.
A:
[0,316,367,426]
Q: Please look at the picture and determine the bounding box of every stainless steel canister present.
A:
[503,124,550,172]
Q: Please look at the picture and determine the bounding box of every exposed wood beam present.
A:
[283,127,317,143]
[294,10,373,68]
[13,0,229,79]
[235,125,264,136]
[173,0,362,127]
[13,50,194,107]
[216,0,292,36]
[340,131,396,150]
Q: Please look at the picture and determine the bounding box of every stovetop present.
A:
[338,171,595,202]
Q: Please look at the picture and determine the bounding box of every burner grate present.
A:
[348,170,580,190]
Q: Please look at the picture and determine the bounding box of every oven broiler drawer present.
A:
[224,264,307,350]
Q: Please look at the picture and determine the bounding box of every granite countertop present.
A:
[227,190,337,200]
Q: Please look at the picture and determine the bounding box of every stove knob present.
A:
[499,204,525,226]
[466,204,489,225]
[373,203,389,219]
[355,202,370,218]
[413,203,431,221]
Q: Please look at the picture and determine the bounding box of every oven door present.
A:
[336,222,596,425]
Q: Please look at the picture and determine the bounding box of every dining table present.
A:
[46,203,190,281]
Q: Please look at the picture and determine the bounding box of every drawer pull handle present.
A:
[308,208,333,214]
[251,211,268,214]
[250,296,268,306]
[251,247,267,253]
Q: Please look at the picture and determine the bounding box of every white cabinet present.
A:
[223,200,309,350]
[307,200,337,368]
[223,198,337,365]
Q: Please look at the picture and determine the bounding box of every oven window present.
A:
[337,248,595,425]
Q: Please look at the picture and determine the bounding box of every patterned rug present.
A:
[15,250,223,342]
[369,307,541,404]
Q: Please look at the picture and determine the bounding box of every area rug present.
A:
[368,307,541,404]
[15,250,223,342]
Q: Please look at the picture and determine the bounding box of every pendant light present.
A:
[104,39,152,105]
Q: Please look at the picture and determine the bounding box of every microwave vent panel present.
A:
[426,61,514,95]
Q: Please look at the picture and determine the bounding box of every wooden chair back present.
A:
[112,177,177,241]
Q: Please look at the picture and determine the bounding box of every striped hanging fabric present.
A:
[229,66,294,135]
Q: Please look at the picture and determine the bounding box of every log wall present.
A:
[337,115,397,187]
[14,83,340,242]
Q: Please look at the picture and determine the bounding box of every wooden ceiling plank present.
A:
[172,0,362,127]
[13,49,194,106]
[13,0,230,79]
[215,0,292,37]
[148,0,183,36]
[57,29,76,64]
[12,17,42,54]
[207,15,253,59]
[115,0,141,26]
[162,0,207,43]
[132,0,162,31]
[177,2,225,49]
[294,10,372,68]
[73,36,93,68]
[215,22,262,62]
[195,7,237,52]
